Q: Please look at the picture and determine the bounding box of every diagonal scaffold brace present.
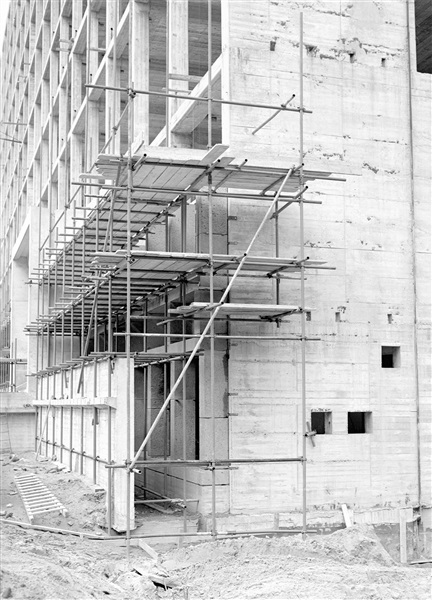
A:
[126,163,298,472]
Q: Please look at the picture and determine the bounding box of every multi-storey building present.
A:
[0,0,430,539]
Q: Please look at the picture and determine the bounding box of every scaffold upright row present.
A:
[1,1,344,553]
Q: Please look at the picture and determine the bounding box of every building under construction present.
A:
[0,0,431,542]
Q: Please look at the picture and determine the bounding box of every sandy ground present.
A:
[0,453,431,600]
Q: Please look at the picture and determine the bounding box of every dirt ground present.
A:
[0,453,431,600]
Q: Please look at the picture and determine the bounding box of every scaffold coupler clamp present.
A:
[305,421,316,447]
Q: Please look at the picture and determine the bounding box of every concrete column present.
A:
[105,0,121,153]
[130,0,149,143]
[220,0,231,147]
[40,18,50,124]
[70,134,83,199]
[70,53,82,121]
[146,364,167,458]
[168,0,188,115]
[71,0,83,34]
[49,30,59,102]
[40,138,49,191]
[59,16,69,75]
[58,18,69,210]
[167,0,191,148]
[50,0,60,31]
[87,7,100,168]
[170,359,198,459]
[10,255,28,390]
[27,207,43,394]
[112,358,135,531]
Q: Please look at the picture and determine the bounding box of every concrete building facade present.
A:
[0,0,430,536]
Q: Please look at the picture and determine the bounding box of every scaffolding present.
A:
[11,1,346,552]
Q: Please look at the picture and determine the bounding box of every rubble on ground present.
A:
[0,453,430,599]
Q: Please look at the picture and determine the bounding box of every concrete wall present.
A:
[220,0,431,520]
[134,343,231,516]
[0,392,35,453]
[410,0,431,516]
[4,0,428,532]
[35,358,134,531]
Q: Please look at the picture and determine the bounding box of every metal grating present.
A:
[15,473,68,523]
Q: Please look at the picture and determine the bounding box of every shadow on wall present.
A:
[415,0,432,74]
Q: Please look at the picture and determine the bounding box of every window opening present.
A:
[348,411,372,434]
[381,346,400,368]
[311,411,332,434]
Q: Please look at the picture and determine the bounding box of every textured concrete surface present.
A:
[0,392,34,453]
[2,0,429,530]
[221,0,430,519]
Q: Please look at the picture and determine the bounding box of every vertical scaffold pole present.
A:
[60,406,64,463]
[207,0,216,537]
[107,403,113,536]
[70,238,75,399]
[299,12,307,540]
[166,0,171,146]
[69,406,73,471]
[60,251,65,397]
[107,227,113,534]
[125,129,133,560]
[208,172,217,539]
[35,167,43,405]
[80,406,84,475]
[181,282,188,537]
[92,0,100,490]
[34,406,39,452]
[125,0,136,555]
[163,293,169,497]
[207,0,212,149]
[129,168,295,470]
[40,249,46,405]
[181,184,188,534]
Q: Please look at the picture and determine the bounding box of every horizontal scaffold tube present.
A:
[85,82,313,113]
[107,457,304,469]
[35,437,109,465]
[72,181,323,204]
[128,167,297,471]
[95,529,318,540]
[0,520,317,540]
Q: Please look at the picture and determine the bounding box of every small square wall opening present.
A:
[381,346,400,368]
[311,411,332,434]
[348,411,372,434]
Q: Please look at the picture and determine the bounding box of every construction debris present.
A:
[0,453,430,599]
